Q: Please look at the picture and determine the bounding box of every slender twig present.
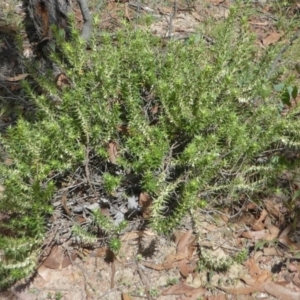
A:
[83,133,96,194]
[77,0,92,41]
[136,262,152,300]
[0,82,30,106]
[98,287,119,299]
[128,2,154,13]
[37,226,59,260]
[166,0,177,38]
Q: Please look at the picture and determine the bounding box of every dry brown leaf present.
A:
[245,256,270,280]
[292,273,300,287]
[219,284,264,295]
[162,282,191,295]
[142,261,170,271]
[245,258,260,277]
[175,230,196,277]
[263,281,300,300]
[253,251,263,262]
[117,124,130,135]
[264,217,279,240]
[122,293,132,300]
[139,192,149,201]
[188,288,207,300]
[252,209,268,231]
[222,254,273,296]
[61,192,71,216]
[120,230,155,241]
[280,224,292,238]
[169,252,187,263]
[178,258,190,278]
[262,31,283,46]
[191,11,202,22]
[252,222,265,231]
[235,213,256,227]
[278,225,300,250]
[177,230,193,256]
[256,270,272,284]
[90,247,108,258]
[162,282,206,297]
[37,265,52,281]
[246,202,258,210]
[75,215,87,224]
[264,197,283,220]
[139,192,152,219]
[209,0,225,5]
[158,6,173,15]
[242,230,267,240]
[278,235,300,250]
[143,253,187,271]
[243,222,278,241]
[176,230,195,278]
[43,245,77,269]
[152,103,159,115]
[240,275,259,286]
[108,141,119,164]
[5,73,29,82]
[56,73,71,89]
[139,192,151,206]
[288,262,300,273]
[124,3,131,21]
[263,247,284,256]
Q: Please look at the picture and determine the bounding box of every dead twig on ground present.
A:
[128,2,154,13]
[136,262,152,300]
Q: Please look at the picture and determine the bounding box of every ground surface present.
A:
[1,0,300,299]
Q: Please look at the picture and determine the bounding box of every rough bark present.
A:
[26,0,92,56]
[27,0,72,41]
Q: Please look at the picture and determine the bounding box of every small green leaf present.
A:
[255,240,268,251]
[58,28,65,38]
[292,189,300,202]
[260,85,272,97]
[281,88,292,106]
[274,83,285,92]
[287,86,293,96]
[292,86,298,100]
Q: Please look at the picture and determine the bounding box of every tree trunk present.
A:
[26,0,91,56]
[27,0,72,41]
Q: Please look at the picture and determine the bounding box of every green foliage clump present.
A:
[1,6,300,288]
[197,248,248,273]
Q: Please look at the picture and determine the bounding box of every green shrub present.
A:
[1,6,300,288]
